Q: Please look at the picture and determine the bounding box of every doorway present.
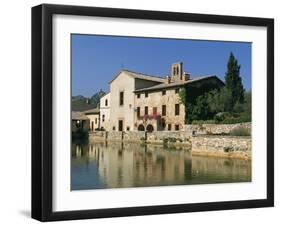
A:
[118,120,123,131]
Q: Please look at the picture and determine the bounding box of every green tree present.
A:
[225,52,245,110]
[192,94,212,120]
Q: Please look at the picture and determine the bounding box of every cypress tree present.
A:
[224,52,244,111]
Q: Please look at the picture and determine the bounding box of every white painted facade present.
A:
[99,92,111,131]
[109,71,136,131]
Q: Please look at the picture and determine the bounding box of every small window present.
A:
[175,124,180,131]
[168,124,171,131]
[145,106,148,115]
[153,107,157,115]
[175,104,180,115]
[137,93,141,98]
[162,90,166,95]
[105,99,108,106]
[145,92,148,98]
[95,118,97,124]
[162,105,166,116]
[102,114,105,122]
[126,126,130,131]
[175,88,179,94]
[137,107,140,117]
[113,126,116,131]
[119,91,124,106]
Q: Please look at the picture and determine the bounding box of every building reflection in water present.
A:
[71,141,251,190]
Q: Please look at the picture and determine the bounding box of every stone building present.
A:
[106,62,224,132]
[83,108,100,131]
[99,92,111,131]
[71,111,90,132]
[109,70,165,132]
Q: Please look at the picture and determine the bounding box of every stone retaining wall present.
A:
[123,131,146,142]
[146,131,191,145]
[184,122,251,135]
[89,124,252,159]
[191,135,251,159]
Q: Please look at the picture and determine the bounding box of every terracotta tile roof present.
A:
[83,108,100,115]
[134,75,223,92]
[109,69,166,84]
[72,111,89,120]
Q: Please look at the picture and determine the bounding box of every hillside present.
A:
[72,90,106,112]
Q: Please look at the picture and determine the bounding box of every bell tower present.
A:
[171,62,183,82]
[171,62,190,82]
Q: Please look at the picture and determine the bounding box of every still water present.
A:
[71,141,251,190]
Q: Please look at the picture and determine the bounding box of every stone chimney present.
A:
[183,72,190,81]
[166,75,171,84]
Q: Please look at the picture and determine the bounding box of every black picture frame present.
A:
[32,3,274,222]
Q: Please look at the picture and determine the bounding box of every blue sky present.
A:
[72,34,251,97]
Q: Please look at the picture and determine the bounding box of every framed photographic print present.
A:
[32,4,274,221]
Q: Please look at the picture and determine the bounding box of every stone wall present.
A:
[134,86,185,132]
[146,131,191,145]
[184,122,251,135]
[89,126,252,159]
[123,131,146,142]
[89,131,107,141]
[191,135,251,159]
[89,131,123,141]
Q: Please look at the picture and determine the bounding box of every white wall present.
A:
[0,0,279,225]
[100,92,110,130]
[110,72,135,131]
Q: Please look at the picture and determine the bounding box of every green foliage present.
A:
[225,52,245,107]
[191,120,216,125]
[179,88,186,105]
[229,127,251,136]
[191,94,211,120]
[220,113,251,124]
[214,112,231,123]
[179,52,251,124]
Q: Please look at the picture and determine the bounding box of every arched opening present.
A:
[138,124,145,131]
[146,124,154,133]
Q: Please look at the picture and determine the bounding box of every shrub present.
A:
[221,115,251,124]
[229,127,251,136]
[214,112,231,123]
[191,120,215,125]
[224,146,234,152]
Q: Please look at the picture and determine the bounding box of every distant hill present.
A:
[72,95,87,102]
[72,90,106,112]
[89,90,106,107]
